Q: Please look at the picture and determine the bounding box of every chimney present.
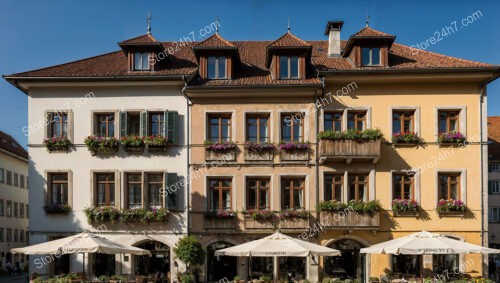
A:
[325,20,344,57]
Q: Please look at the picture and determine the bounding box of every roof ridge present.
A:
[354,26,393,37]
[194,33,235,47]
[268,32,311,47]
[119,33,160,44]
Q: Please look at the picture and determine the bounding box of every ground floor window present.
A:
[433,254,459,273]
[135,241,170,281]
[279,257,306,281]
[94,254,115,276]
[207,242,237,283]
[249,257,273,280]
[392,255,421,277]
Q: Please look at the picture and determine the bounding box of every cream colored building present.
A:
[0,131,29,271]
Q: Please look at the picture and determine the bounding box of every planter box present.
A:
[244,217,275,230]
[44,208,71,215]
[279,217,309,230]
[90,147,119,156]
[439,142,464,148]
[392,142,419,148]
[319,211,380,230]
[393,210,419,217]
[244,149,273,162]
[147,145,168,152]
[46,144,70,152]
[438,211,465,218]
[318,139,381,164]
[279,149,309,162]
[205,148,237,162]
[124,145,145,153]
[204,217,236,229]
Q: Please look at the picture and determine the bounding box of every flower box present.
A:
[204,217,236,229]
[438,131,466,146]
[279,142,310,161]
[279,217,309,230]
[121,208,169,223]
[392,199,419,216]
[43,137,72,152]
[83,206,121,224]
[121,135,145,153]
[319,211,380,229]
[393,210,419,217]
[392,131,420,146]
[437,211,465,217]
[205,141,237,161]
[84,136,119,155]
[44,203,72,215]
[145,136,168,152]
[436,199,466,217]
[243,217,275,230]
[244,142,275,161]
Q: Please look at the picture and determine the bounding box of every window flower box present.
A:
[392,198,419,217]
[244,141,275,161]
[120,135,145,153]
[438,131,466,146]
[279,210,309,229]
[204,141,237,161]
[121,208,169,223]
[43,137,72,152]
[204,210,237,229]
[43,203,72,214]
[84,136,119,155]
[318,129,382,164]
[318,201,381,229]
[436,199,466,217]
[145,135,168,152]
[392,131,420,146]
[83,206,121,224]
[241,209,275,229]
[279,141,310,161]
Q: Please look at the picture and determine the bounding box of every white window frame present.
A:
[133,52,151,71]
[279,56,300,79]
[490,162,500,172]
[207,56,227,79]
[490,207,500,223]
[361,47,381,66]
[490,180,500,194]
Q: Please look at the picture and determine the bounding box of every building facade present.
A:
[4,19,499,282]
[0,131,29,271]
[488,117,500,251]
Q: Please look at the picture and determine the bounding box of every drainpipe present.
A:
[480,81,487,277]
[181,76,192,236]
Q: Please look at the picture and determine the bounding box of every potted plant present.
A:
[369,277,381,283]
[83,206,121,224]
[98,275,109,282]
[120,135,145,152]
[109,275,127,283]
[233,276,244,283]
[392,131,420,145]
[436,199,466,216]
[67,272,82,283]
[438,131,466,145]
[145,135,168,152]
[43,136,72,152]
[392,198,419,216]
[84,136,119,155]
[260,275,272,283]
[144,207,169,222]
[43,203,72,214]
[173,235,206,283]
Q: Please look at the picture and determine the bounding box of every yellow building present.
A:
[185,21,499,282]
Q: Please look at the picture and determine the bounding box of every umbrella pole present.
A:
[273,256,278,283]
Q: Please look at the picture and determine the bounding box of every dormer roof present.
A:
[118,33,164,53]
[266,32,312,67]
[342,27,396,57]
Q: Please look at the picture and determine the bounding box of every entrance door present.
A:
[135,241,170,279]
[324,239,365,282]
[207,242,237,283]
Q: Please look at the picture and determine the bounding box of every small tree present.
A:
[174,235,206,274]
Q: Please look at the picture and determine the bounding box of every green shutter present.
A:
[140,111,148,137]
[166,111,179,143]
[165,173,178,210]
[120,111,128,138]
[163,110,168,138]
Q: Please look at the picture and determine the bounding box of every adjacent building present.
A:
[488,117,500,251]
[4,19,500,282]
[0,131,29,271]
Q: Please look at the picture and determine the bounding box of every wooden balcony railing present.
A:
[319,211,380,230]
[318,139,381,164]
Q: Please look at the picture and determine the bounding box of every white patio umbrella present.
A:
[215,232,340,281]
[11,232,151,275]
[360,230,500,280]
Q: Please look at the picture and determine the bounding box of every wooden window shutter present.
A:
[163,110,168,138]
[140,111,148,137]
[166,111,179,143]
[120,111,128,138]
[165,172,178,210]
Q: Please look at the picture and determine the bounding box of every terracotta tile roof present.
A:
[118,34,160,45]
[488,117,500,161]
[268,32,311,47]
[0,131,28,160]
[353,27,393,37]
[194,33,235,48]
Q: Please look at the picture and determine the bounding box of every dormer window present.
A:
[361,47,381,66]
[279,56,299,79]
[133,52,150,71]
[207,56,227,79]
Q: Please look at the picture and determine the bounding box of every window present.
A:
[490,207,500,223]
[361,47,381,66]
[348,174,369,202]
[392,110,415,133]
[6,201,12,217]
[0,200,4,216]
[490,181,500,194]
[147,173,163,209]
[19,229,24,243]
[133,52,150,71]
[95,173,115,206]
[95,113,115,137]
[47,112,68,138]
[392,173,415,200]
[438,173,460,200]
[126,174,142,209]
[122,112,141,136]
[0,228,3,242]
[246,178,270,209]
[0,168,4,183]
[6,228,11,242]
[26,176,29,190]
[281,113,304,142]
[392,255,421,277]
[13,202,18,218]
[433,254,459,273]
[324,112,342,132]
[208,114,231,143]
[165,173,179,210]
[48,173,68,205]
[20,175,25,189]
[281,178,305,209]
[324,174,343,201]
[489,162,500,172]
[438,110,460,133]
[347,111,366,130]
[13,229,18,242]
[149,112,165,136]
[209,178,232,210]
[6,171,12,185]
[207,56,227,79]
[246,115,270,142]
[19,203,24,218]
[26,204,29,218]
[13,173,18,187]
[279,56,299,79]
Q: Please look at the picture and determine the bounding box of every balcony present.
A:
[204,217,237,230]
[318,139,381,164]
[319,211,380,231]
[243,217,275,230]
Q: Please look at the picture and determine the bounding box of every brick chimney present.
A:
[325,21,344,57]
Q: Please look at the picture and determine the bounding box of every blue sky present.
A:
[1,0,499,146]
